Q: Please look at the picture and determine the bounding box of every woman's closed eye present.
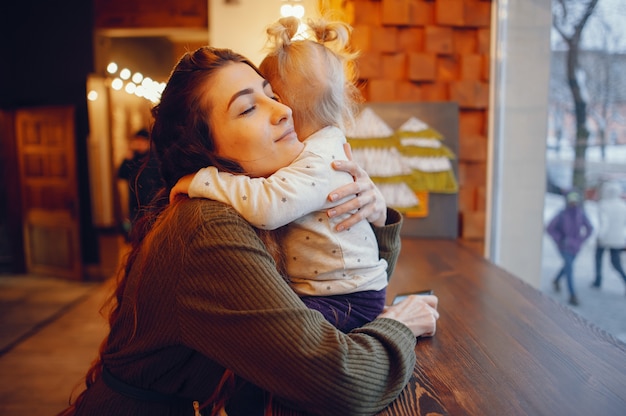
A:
[239,94,280,116]
[239,105,256,116]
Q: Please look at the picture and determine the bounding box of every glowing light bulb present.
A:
[106,62,118,74]
[132,72,143,84]
[125,82,137,94]
[111,78,123,90]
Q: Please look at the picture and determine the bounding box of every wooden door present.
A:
[15,106,82,280]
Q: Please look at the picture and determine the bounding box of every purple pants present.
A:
[300,289,387,333]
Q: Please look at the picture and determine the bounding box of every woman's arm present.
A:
[177,200,416,416]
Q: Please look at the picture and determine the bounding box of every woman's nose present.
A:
[273,100,292,124]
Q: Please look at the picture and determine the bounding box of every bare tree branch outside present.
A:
[549,0,626,195]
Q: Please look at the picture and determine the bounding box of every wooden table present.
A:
[277,239,626,415]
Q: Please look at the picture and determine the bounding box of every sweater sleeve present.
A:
[187,151,345,230]
[372,208,403,280]
[176,201,416,416]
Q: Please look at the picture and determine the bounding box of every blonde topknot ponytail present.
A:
[260,16,362,134]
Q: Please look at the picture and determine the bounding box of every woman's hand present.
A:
[379,295,439,337]
[328,144,387,231]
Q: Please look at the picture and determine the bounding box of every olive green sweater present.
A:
[73,199,415,416]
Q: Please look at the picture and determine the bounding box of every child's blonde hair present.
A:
[259,16,361,134]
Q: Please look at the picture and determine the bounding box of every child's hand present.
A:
[169,174,195,202]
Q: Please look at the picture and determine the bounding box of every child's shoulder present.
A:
[304,126,347,157]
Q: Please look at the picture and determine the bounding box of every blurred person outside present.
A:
[117,128,163,239]
[546,189,594,306]
[592,180,626,295]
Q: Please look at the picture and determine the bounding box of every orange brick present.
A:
[353,0,382,26]
[367,79,397,101]
[382,0,413,26]
[465,1,491,27]
[458,161,487,187]
[477,27,491,54]
[437,55,459,81]
[435,0,465,26]
[453,28,478,54]
[356,51,383,79]
[421,82,449,101]
[396,80,424,101]
[458,133,487,162]
[408,52,437,81]
[382,53,407,80]
[461,210,486,239]
[409,0,436,26]
[459,109,486,135]
[460,54,483,80]
[475,185,486,212]
[425,26,454,54]
[449,80,489,109]
[436,0,491,27]
[352,25,372,52]
[381,0,436,26]
[398,28,425,52]
[371,26,399,53]
[482,53,490,80]
[458,186,477,211]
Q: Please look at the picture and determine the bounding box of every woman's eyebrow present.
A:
[227,88,253,110]
[227,80,270,110]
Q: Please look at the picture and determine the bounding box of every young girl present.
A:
[171,17,387,332]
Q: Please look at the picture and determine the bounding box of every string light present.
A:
[106,62,118,74]
[104,61,165,103]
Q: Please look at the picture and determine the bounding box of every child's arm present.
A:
[169,174,195,202]
[188,153,349,230]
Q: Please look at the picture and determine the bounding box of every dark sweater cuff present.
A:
[372,208,403,250]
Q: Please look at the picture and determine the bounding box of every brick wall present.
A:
[346,0,492,253]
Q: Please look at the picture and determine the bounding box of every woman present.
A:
[59,47,439,416]
[547,189,593,306]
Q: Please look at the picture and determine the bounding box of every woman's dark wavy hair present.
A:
[130,47,264,246]
[57,47,275,416]
[154,46,262,190]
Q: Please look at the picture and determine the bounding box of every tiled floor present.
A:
[0,233,125,415]
[0,275,99,355]
[0,275,110,415]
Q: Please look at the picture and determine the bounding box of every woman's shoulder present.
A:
[171,198,254,233]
